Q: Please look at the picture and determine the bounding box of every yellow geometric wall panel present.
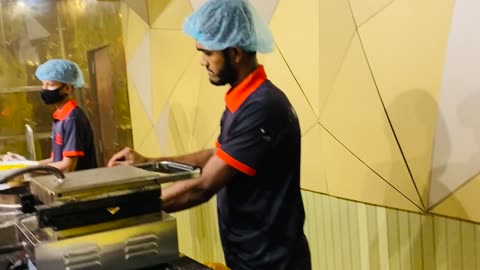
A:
[319,34,423,210]
[357,0,455,205]
[316,0,357,116]
[191,75,227,151]
[348,0,393,26]
[138,128,163,158]
[262,49,317,134]
[153,106,172,156]
[127,32,153,121]
[165,103,190,155]
[319,124,421,212]
[270,0,321,117]
[123,3,150,62]
[122,0,475,214]
[150,30,196,121]
[167,59,203,153]
[149,0,193,29]
[431,174,480,223]
[126,80,153,150]
[124,0,193,28]
[301,125,328,193]
[429,0,480,213]
[123,0,148,25]
[120,0,480,266]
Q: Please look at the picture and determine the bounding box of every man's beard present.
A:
[209,50,236,86]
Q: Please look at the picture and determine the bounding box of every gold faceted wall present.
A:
[120,0,480,268]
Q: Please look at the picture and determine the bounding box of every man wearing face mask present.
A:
[3,59,97,172]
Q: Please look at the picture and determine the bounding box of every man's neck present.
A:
[230,62,259,88]
[54,97,73,110]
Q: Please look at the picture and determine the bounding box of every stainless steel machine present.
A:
[0,162,212,270]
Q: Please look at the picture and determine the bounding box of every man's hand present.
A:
[107,147,146,167]
[1,152,27,161]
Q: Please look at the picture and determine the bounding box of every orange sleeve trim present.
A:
[216,141,221,149]
[63,151,84,157]
[216,148,256,176]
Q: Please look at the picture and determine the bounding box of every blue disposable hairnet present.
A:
[183,0,274,53]
[35,59,85,88]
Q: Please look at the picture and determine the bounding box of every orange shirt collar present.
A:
[53,100,77,120]
[225,65,267,112]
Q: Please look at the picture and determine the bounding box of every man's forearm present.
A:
[147,148,215,168]
[38,157,53,165]
[161,178,213,213]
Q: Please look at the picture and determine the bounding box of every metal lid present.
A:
[30,166,165,202]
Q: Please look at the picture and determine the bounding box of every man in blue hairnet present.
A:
[3,59,97,172]
[108,0,310,269]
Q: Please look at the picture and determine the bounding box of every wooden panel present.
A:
[172,189,480,269]
[304,194,312,253]
[476,225,480,270]
[421,215,435,270]
[312,191,327,270]
[347,200,361,268]
[331,197,344,269]
[398,211,411,269]
[302,192,317,270]
[461,222,476,270]
[366,205,380,270]
[386,209,401,270]
[339,200,353,270]
[357,204,371,270]
[434,216,448,270]
[322,194,336,269]
[174,199,224,264]
[408,213,423,270]
[446,219,462,269]
[314,194,324,270]
[376,207,390,270]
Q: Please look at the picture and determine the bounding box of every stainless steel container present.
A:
[2,162,201,270]
[18,212,179,270]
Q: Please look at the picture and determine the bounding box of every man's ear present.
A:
[64,84,74,94]
[228,46,244,64]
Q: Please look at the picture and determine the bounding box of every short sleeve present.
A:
[61,117,86,157]
[216,101,280,176]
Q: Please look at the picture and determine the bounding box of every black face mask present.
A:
[40,84,67,104]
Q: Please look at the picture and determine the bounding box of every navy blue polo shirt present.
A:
[216,66,311,270]
[51,100,97,171]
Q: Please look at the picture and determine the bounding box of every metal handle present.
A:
[0,165,65,184]
[24,124,36,160]
[135,161,201,174]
